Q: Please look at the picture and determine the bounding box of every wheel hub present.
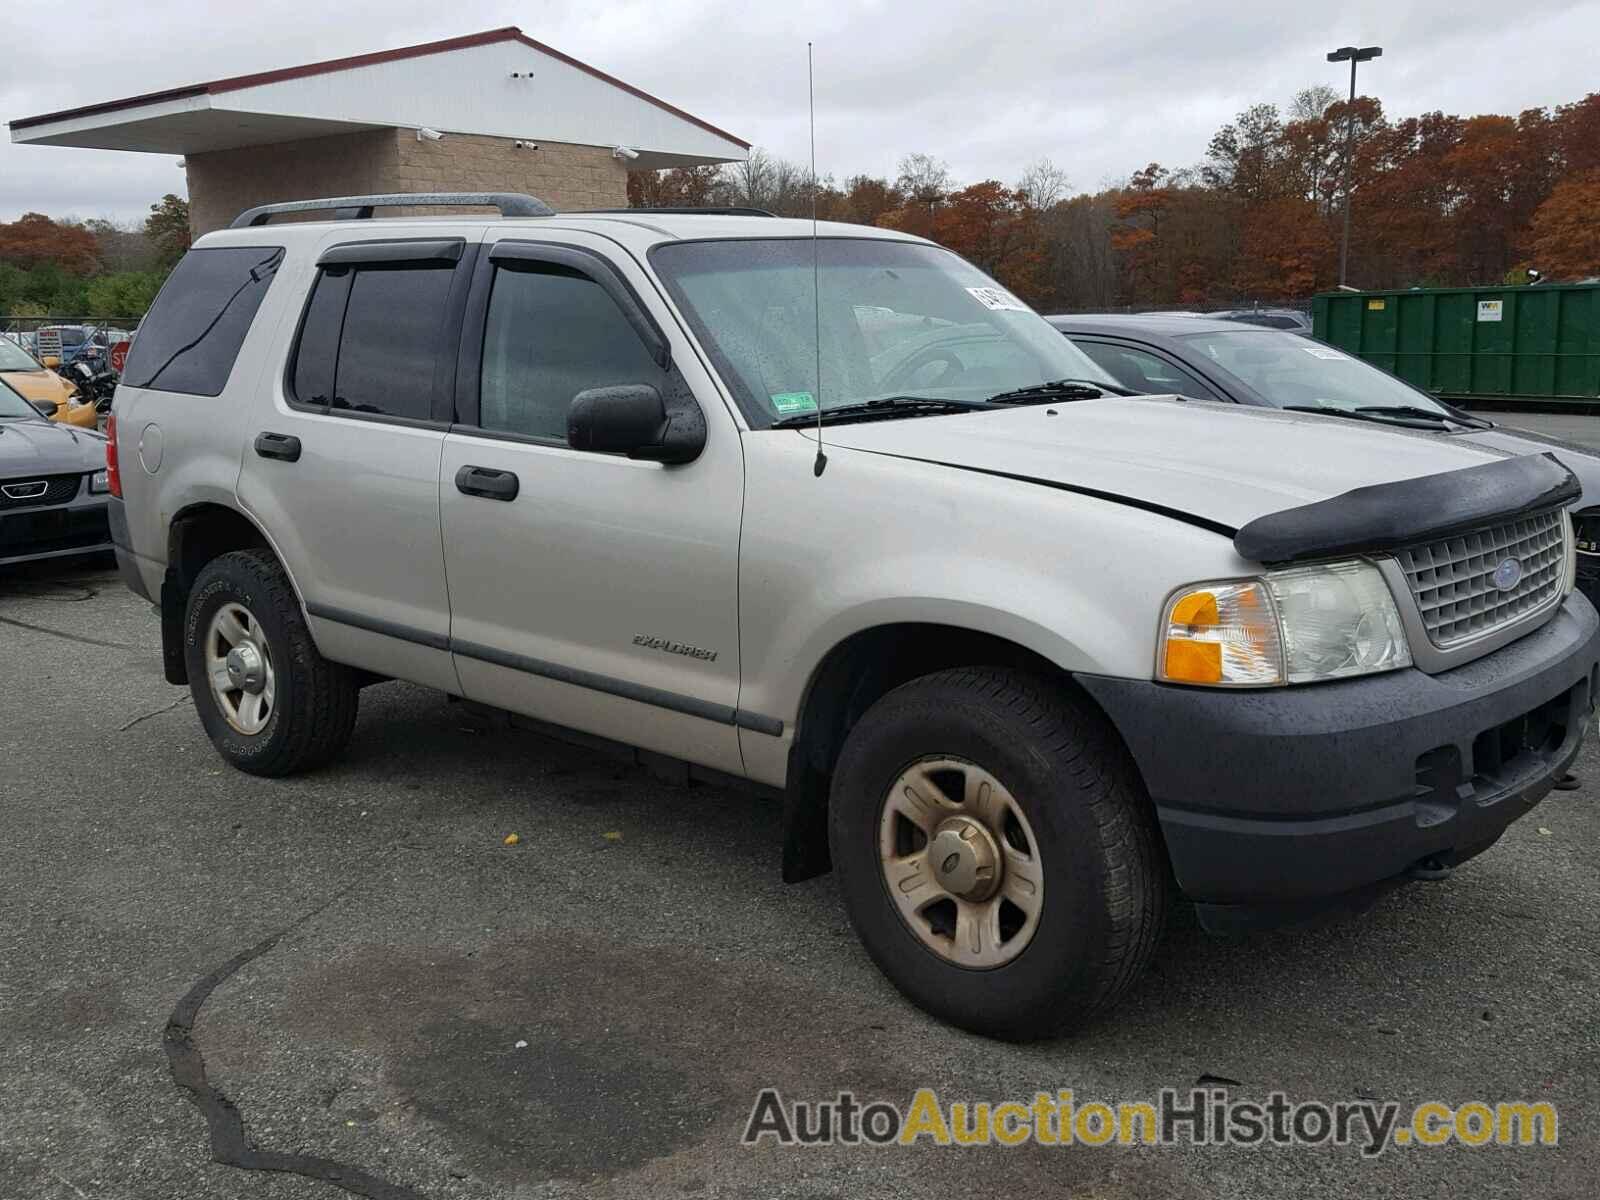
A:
[927,815,1002,901]
[877,757,1045,970]
[224,643,266,695]
[205,601,275,736]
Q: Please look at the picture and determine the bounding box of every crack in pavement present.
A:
[163,885,429,1200]
[0,614,143,651]
[118,695,191,733]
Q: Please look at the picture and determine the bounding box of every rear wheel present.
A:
[829,667,1168,1039]
[184,549,358,776]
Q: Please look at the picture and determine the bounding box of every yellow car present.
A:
[0,337,97,428]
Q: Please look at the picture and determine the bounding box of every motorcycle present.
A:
[59,358,119,414]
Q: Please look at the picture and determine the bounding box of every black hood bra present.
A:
[1234,453,1580,564]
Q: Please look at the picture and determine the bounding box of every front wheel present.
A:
[183,549,359,776]
[829,667,1169,1040]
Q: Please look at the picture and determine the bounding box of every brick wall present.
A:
[185,128,630,236]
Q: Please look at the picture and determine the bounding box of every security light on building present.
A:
[7,27,750,236]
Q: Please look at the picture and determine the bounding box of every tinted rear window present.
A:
[286,262,454,421]
[333,267,453,420]
[121,246,283,395]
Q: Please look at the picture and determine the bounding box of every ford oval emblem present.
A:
[1492,557,1524,591]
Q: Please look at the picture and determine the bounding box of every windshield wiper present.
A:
[769,396,986,428]
[1281,404,1443,430]
[1353,404,1491,429]
[985,378,1128,404]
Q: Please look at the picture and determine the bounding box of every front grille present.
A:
[1393,509,1565,648]
[0,474,81,511]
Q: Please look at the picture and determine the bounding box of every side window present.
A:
[289,272,349,406]
[1075,340,1217,400]
[335,267,453,419]
[121,246,284,395]
[288,262,455,420]
[479,264,666,442]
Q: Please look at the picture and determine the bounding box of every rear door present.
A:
[236,228,481,691]
[438,232,746,775]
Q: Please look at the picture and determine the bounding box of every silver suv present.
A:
[109,193,1599,1039]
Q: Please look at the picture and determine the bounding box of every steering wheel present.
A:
[883,347,968,391]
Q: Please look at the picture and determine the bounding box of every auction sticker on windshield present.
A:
[771,391,817,415]
[966,286,1030,312]
[1302,347,1348,360]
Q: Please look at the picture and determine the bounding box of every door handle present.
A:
[455,465,519,501]
[254,432,302,462]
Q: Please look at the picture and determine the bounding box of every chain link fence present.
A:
[2,317,135,372]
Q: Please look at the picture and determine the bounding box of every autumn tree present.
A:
[1205,104,1289,202]
[1526,170,1600,278]
[841,175,905,225]
[941,182,1045,299]
[1232,198,1336,298]
[1554,93,1600,174]
[1037,194,1119,310]
[1110,164,1173,302]
[0,213,99,273]
[627,164,723,208]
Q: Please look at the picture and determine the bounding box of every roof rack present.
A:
[229,192,554,228]
[577,206,777,217]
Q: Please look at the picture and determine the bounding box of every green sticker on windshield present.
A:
[771,391,817,415]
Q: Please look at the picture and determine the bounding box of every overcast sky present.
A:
[4,0,1598,225]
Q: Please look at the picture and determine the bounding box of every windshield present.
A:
[0,378,38,418]
[1178,329,1454,416]
[651,238,1119,427]
[0,338,42,372]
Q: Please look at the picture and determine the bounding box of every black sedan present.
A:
[1046,313,1600,604]
[0,378,112,567]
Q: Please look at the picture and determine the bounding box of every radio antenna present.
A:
[808,41,827,477]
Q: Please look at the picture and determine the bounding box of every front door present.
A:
[438,233,746,774]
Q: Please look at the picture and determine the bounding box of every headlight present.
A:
[1159,560,1411,687]
[88,469,110,494]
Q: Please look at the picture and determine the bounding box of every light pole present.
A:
[1327,44,1381,287]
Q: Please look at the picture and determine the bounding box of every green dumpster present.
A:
[1312,283,1600,407]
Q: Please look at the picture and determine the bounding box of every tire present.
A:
[183,548,359,776]
[828,666,1168,1040]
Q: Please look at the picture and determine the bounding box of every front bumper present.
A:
[0,492,111,566]
[1078,597,1599,929]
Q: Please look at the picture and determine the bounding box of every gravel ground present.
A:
[2,557,1597,1199]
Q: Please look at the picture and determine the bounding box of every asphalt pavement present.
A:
[1481,410,1600,451]
[2,557,1597,1199]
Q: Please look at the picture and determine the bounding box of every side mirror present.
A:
[29,398,57,417]
[42,355,61,369]
[567,384,705,464]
